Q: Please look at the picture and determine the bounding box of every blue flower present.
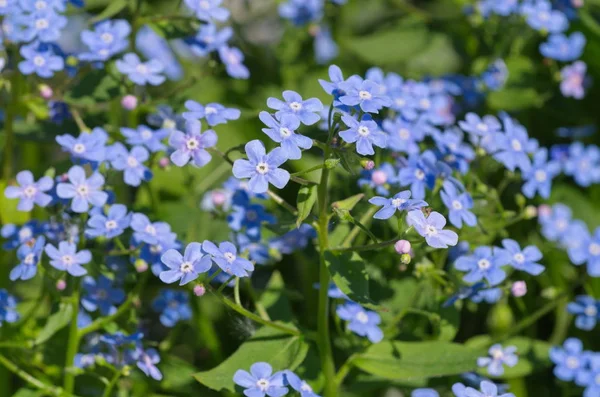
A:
[17,9,67,42]
[0,0,16,15]
[538,203,572,242]
[319,64,361,104]
[443,281,486,307]
[284,371,320,397]
[130,213,177,245]
[398,152,437,200]
[232,140,290,194]
[203,240,254,277]
[18,42,64,78]
[259,112,312,160]
[79,19,130,62]
[56,128,108,163]
[10,236,45,281]
[458,113,501,141]
[452,381,514,397]
[147,105,185,134]
[269,224,316,255]
[81,275,125,316]
[218,46,249,79]
[159,242,212,285]
[19,0,66,12]
[152,289,192,327]
[470,288,503,304]
[136,25,183,81]
[382,117,426,155]
[575,353,600,395]
[411,389,439,397]
[560,61,587,99]
[267,91,323,126]
[0,289,19,326]
[133,347,163,380]
[184,0,229,22]
[407,210,458,249]
[183,100,241,127]
[369,191,427,220]
[56,166,108,213]
[582,229,600,276]
[236,234,270,265]
[480,59,508,91]
[45,241,91,277]
[493,115,537,172]
[550,338,588,381]
[454,246,509,286]
[313,282,348,300]
[540,32,586,61]
[110,145,153,187]
[440,181,476,228]
[357,163,398,196]
[168,120,217,168]
[498,239,545,276]
[339,114,387,156]
[568,295,600,330]
[339,79,391,113]
[336,302,383,343]
[85,204,131,239]
[522,148,560,199]
[563,220,590,266]
[314,25,338,65]
[116,53,165,86]
[228,201,275,239]
[521,0,568,33]
[434,128,475,174]
[142,234,181,276]
[279,0,323,26]
[477,344,518,376]
[478,0,519,16]
[4,170,53,212]
[233,362,288,397]
[187,24,232,56]
[120,125,168,153]
[564,142,600,187]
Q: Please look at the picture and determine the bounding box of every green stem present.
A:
[330,238,398,253]
[101,370,122,397]
[290,164,325,177]
[0,354,63,396]
[246,278,271,321]
[3,71,21,180]
[334,354,357,387]
[341,207,378,248]
[234,277,241,306]
[63,279,81,394]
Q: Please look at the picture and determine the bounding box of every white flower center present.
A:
[205,106,217,115]
[101,33,114,44]
[358,90,372,100]
[358,126,370,137]
[73,143,86,154]
[477,259,491,270]
[425,225,438,236]
[180,261,194,273]
[76,184,89,197]
[62,255,74,266]
[556,219,568,231]
[595,373,600,386]
[223,252,236,263]
[136,64,148,74]
[141,130,152,140]
[127,156,139,167]
[256,379,270,391]
[589,243,600,256]
[280,127,292,138]
[19,228,32,240]
[35,1,47,9]
[420,98,431,109]
[452,200,463,210]
[535,170,547,182]
[105,220,118,230]
[33,55,46,67]
[150,244,162,254]
[491,348,504,360]
[476,122,488,132]
[392,198,406,208]
[23,185,37,198]
[301,383,313,392]
[186,137,199,150]
[538,11,550,21]
[24,253,35,265]
[567,356,579,369]
[585,305,598,317]
[356,311,369,324]
[511,139,522,151]
[415,169,425,180]
[162,119,176,130]
[0,0,7,7]
[399,128,410,140]
[198,0,210,9]
[513,253,525,264]
[395,98,406,107]
[255,162,269,175]
[290,101,303,111]
[35,18,48,30]
[145,224,156,235]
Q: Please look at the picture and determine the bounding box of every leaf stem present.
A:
[330,238,398,253]
[101,369,122,397]
[0,353,64,396]
[63,279,81,394]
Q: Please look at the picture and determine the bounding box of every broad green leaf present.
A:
[64,70,122,106]
[259,271,293,322]
[90,0,128,23]
[332,194,364,212]
[488,88,545,111]
[549,184,600,229]
[193,326,308,392]
[34,303,73,345]
[406,34,461,77]
[325,251,376,308]
[379,278,419,324]
[160,355,197,391]
[354,341,484,380]
[296,185,318,228]
[0,181,30,225]
[437,305,460,342]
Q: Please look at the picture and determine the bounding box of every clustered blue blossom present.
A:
[233,362,320,397]
[549,338,600,396]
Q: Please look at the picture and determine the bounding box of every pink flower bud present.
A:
[121,95,138,111]
[572,0,583,8]
[39,84,53,100]
[134,259,148,273]
[364,160,375,170]
[194,284,206,297]
[395,239,411,254]
[56,279,66,291]
[511,281,527,297]
[212,190,227,207]
[158,157,170,168]
[371,170,387,185]
[538,204,552,218]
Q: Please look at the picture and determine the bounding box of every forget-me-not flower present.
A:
[168,119,217,168]
[499,239,545,275]
[568,295,600,331]
[493,115,537,172]
[116,53,165,86]
[383,117,426,155]
[56,128,108,164]
[81,275,125,315]
[233,362,288,397]
[4,170,53,212]
[130,213,176,246]
[232,140,290,194]
[339,114,387,156]
[152,289,191,327]
[368,191,427,220]
[45,241,91,277]
[184,0,230,22]
[575,353,600,396]
[550,338,588,381]
[134,347,163,381]
[540,32,586,61]
[0,289,19,326]
[440,181,477,228]
[218,46,249,79]
[522,148,561,199]
[564,142,600,187]
[407,210,458,249]
[339,79,391,113]
[398,152,437,200]
[18,9,67,42]
[336,302,383,343]
[159,242,212,286]
[453,381,515,397]
[110,145,153,187]
[183,100,241,127]
[284,371,321,397]
[56,166,108,213]
[18,42,64,78]
[79,19,131,62]
[203,240,254,277]
[477,344,518,376]
[521,0,569,33]
[279,0,323,26]
[10,236,45,281]
[188,24,232,57]
[120,125,168,153]
[85,204,131,239]
[454,246,509,286]
[560,61,587,99]
[267,91,323,126]
[259,112,312,160]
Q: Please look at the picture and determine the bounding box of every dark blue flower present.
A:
[81,275,125,316]
[0,289,19,326]
[152,289,192,327]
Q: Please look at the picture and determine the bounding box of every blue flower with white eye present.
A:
[564,142,600,187]
[0,0,17,15]
[434,128,475,174]
[568,295,600,331]
[284,371,321,397]
[453,381,515,397]
[493,115,537,172]
[411,389,438,397]
[458,113,502,141]
[481,59,508,91]
[56,166,108,213]
[45,241,91,277]
[259,112,312,160]
[339,114,387,156]
[583,229,600,276]
[116,53,165,86]
[187,24,232,57]
[183,100,241,127]
[233,362,288,397]
[521,0,568,33]
[18,42,64,77]
[267,91,323,126]
[498,239,545,275]
[279,0,323,25]
[575,353,600,396]
[4,170,53,212]
[440,181,476,229]
[522,148,561,199]
[85,204,131,239]
[10,236,45,281]
[538,203,572,242]
[130,213,176,246]
[19,0,65,11]
[336,302,383,343]
[550,338,588,382]
[79,19,130,62]
[168,120,217,168]
[110,146,153,187]
[339,79,391,113]
[318,64,362,106]
[382,117,426,155]
[407,210,458,249]
[120,125,168,153]
[540,32,586,61]
[218,46,249,79]
[0,289,19,326]
[358,163,398,196]
[133,347,162,381]
[398,151,437,200]
[233,140,290,194]
[454,246,509,286]
[147,105,185,134]
[81,275,125,316]
[143,234,181,277]
[560,61,587,99]
[17,9,67,42]
[477,344,518,376]
[269,224,316,255]
[202,240,254,277]
[184,0,229,22]
[152,289,192,327]
[368,191,427,220]
[159,242,212,286]
[56,128,108,164]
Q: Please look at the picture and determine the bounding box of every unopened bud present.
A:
[538,204,551,218]
[395,240,411,254]
[212,190,227,207]
[56,279,66,291]
[194,284,206,297]
[400,253,411,265]
[511,281,527,297]
[39,84,53,99]
[524,205,537,219]
[158,157,170,168]
[121,95,138,111]
[134,259,148,273]
[371,170,387,185]
[362,160,375,170]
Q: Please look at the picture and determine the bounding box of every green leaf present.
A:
[64,70,121,106]
[487,88,545,111]
[193,326,309,392]
[406,34,461,77]
[0,181,30,225]
[325,251,376,308]
[296,185,318,228]
[353,341,484,380]
[90,0,128,23]
[332,193,364,212]
[259,271,294,322]
[335,149,362,175]
[437,305,460,342]
[325,158,341,169]
[160,355,198,391]
[34,303,73,345]
[549,184,600,229]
